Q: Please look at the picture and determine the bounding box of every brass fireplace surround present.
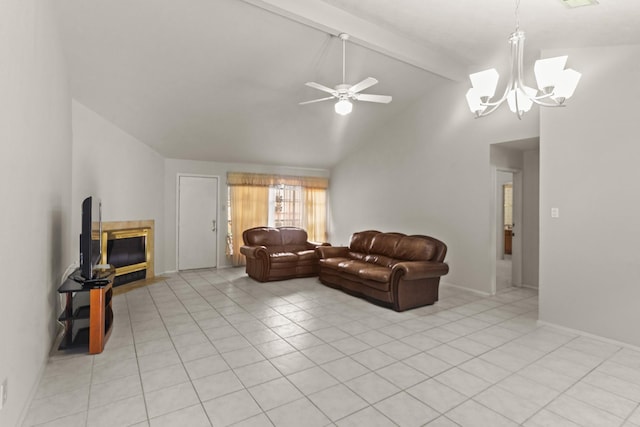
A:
[100,220,154,280]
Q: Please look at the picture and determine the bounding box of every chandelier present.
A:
[465,0,581,119]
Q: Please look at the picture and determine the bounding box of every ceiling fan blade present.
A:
[305,82,337,95]
[355,93,392,104]
[349,77,378,94]
[299,96,335,105]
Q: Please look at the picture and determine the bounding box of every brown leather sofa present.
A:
[316,230,449,311]
[240,226,329,282]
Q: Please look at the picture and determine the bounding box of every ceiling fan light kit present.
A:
[465,0,582,119]
[300,33,392,115]
[335,98,353,115]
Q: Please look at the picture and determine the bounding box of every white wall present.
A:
[539,45,640,346]
[490,146,524,171]
[522,149,539,288]
[72,100,166,273]
[329,81,538,294]
[164,159,329,271]
[0,1,72,425]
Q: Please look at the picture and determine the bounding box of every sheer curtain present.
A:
[227,172,328,266]
[303,187,327,242]
[228,185,269,265]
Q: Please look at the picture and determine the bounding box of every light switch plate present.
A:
[551,208,560,218]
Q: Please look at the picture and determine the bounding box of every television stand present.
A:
[57,266,115,354]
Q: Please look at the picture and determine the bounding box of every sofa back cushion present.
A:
[280,227,309,246]
[243,227,311,252]
[370,233,404,256]
[243,227,283,247]
[349,230,445,263]
[394,236,436,261]
[364,254,397,268]
[349,230,378,254]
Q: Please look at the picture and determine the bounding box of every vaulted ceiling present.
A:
[56,0,640,168]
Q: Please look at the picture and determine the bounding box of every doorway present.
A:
[177,175,219,270]
[490,138,539,294]
[496,171,518,291]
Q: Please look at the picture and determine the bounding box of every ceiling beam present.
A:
[241,0,468,82]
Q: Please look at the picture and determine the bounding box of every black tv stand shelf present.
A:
[57,304,90,322]
[57,266,115,354]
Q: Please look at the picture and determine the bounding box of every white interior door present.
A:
[178,175,218,270]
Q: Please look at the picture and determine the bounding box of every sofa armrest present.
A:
[392,261,449,280]
[240,245,268,259]
[316,245,349,258]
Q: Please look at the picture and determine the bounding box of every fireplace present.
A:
[100,220,154,287]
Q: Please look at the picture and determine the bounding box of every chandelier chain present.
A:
[515,0,521,30]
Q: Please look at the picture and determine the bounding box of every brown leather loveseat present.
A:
[240,226,329,282]
[316,230,449,311]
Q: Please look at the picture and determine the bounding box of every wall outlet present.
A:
[0,378,6,410]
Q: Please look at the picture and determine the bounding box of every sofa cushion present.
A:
[395,236,436,261]
[349,231,378,254]
[296,250,318,261]
[245,228,282,246]
[336,260,368,276]
[285,245,310,253]
[348,251,367,261]
[319,257,349,270]
[267,246,285,254]
[269,252,298,263]
[357,265,391,283]
[280,227,309,246]
[370,233,403,258]
[331,261,388,290]
[364,254,397,268]
[350,231,437,262]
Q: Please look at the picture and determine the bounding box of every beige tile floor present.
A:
[24,268,640,426]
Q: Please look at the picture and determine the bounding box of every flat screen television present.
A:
[79,196,103,280]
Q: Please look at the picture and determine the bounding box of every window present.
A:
[269,185,302,228]
[226,172,328,265]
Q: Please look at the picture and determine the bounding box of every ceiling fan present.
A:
[300,33,392,115]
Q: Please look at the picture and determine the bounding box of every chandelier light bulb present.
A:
[335,99,353,115]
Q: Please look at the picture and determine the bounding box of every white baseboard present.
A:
[536,319,640,352]
[161,264,235,276]
[440,280,491,297]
